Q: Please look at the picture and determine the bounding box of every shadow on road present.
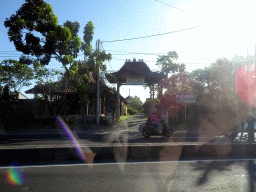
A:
[248,160,256,192]
[127,121,144,128]
[128,136,172,144]
[134,113,146,118]
[189,117,256,190]
[190,159,256,191]
[0,140,35,145]
[192,160,236,185]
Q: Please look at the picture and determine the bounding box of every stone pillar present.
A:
[153,84,155,101]
[93,96,95,115]
[120,101,123,116]
[106,111,113,125]
[149,85,155,115]
[34,93,38,117]
[103,97,106,115]
[161,111,169,126]
[44,95,49,116]
[115,82,121,122]
[248,116,255,143]
[100,98,102,115]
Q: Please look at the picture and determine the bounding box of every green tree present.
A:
[61,21,111,121]
[111,86,117,92]
[186,56,251,136]
[0,59,34,94]
[156,51,185,76]
[155,51,186,98]
[4,0,60,65]
[190,57,240,109]
[33,61,64,111]
[4,0,112,123]
[126,96,143,112]
[0,60,35,130]
[4,0,83,67]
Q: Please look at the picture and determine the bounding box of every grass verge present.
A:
[118,115,133,123]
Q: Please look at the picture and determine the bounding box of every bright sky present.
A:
[1,0,256,102]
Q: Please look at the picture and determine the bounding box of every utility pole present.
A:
[255,43,256,64]
[96,39,100,124]
[128,89,130,108]
[247,44,256,143]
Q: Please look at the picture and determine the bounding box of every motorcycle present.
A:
[139,120,173,138]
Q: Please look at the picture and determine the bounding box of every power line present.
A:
[0,55,212,66]
[111,57,208,65]
[101,43,115,72]
[0,51,20,52]
[0,53,22,55]
[102,25,202,43]
[105,52,187,56]
[101,43,128,93]
[0,50,189,54]
[110,53,164,56]
[104,50,188,55]
[0,56,21,57]
[0,50,189,56]
[111,57,156,62]
[154,0,190,13]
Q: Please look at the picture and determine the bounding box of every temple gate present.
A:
[106,58,165,121]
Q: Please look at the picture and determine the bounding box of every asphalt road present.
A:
[0,159,255,192]
[0,113,239,146]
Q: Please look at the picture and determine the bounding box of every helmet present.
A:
[151,109,157,114]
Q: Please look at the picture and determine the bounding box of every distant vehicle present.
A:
[139,120,173,138]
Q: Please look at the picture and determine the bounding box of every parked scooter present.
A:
[139,120,173,138]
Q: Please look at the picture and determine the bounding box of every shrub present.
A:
[2,111,35,129]
[127,108,138,115]
[64,117,79,125]
[100,117,108,126]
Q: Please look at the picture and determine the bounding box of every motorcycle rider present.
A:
[149,109,162,133]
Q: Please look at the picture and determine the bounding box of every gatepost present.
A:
[105,59,166,121]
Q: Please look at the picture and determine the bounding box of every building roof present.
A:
[10,92,28,99]
[106,59,166,84]
[0,91,28,100]
[25,74,127,103]
[26,73,99,94]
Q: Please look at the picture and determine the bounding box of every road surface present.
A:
[1,113,243,146]
[1,159,256,192]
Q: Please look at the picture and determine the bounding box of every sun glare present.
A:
[155,0,256,71]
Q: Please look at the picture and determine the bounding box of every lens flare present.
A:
[56,116,86,161]
[56,116,96,163]
[236,64,256,106]
[5,164,25,186]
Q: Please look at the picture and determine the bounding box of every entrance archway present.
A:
[106,58,165,121]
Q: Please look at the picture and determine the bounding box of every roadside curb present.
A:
[1,143,255,165]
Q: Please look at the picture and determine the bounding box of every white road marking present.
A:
[0,158,254,169]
